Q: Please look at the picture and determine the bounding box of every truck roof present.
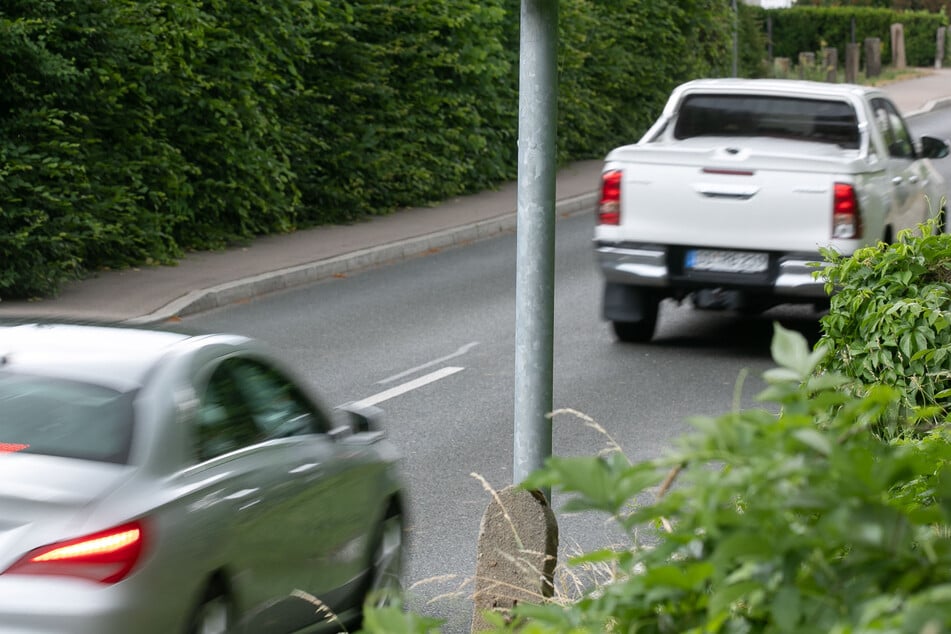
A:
[670,78,881,104]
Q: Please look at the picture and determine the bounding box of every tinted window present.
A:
[227,360,328,437]
[194,366,263,461]
[193,358,327,461]
[871,98,915,159]
[674,94,860,149]
[0,373,134,464]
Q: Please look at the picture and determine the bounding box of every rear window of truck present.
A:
[674,94,860,149]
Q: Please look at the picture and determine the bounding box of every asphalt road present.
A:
[183,107,951,631]
[182,213,810,630]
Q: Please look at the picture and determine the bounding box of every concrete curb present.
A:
[907,96,951,118]
[126,191,599,325]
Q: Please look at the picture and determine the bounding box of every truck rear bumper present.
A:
[595,243,829,299]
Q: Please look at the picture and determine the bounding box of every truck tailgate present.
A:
[602,141,876,253]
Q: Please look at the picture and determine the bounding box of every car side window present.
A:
[193,358,331,462]
[195,364,264,461]
[872,98,915,159]
[226,358,331,437]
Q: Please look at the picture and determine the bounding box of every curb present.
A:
[125,191,599,325]
[907,96,951,118]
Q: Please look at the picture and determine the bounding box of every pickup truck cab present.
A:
[595,78,949,342]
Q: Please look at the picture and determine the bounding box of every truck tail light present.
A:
[598,170,622,225]
[2,520,144,584]
[832,182,862,239]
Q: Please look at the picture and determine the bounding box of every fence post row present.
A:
[771,21,951,80]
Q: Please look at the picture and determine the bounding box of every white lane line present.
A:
[348,366,465,409]
[378,342,480,384]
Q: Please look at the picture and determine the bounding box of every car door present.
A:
[186,357,321,632]
[224,357,379,632]
[870,98,934,232]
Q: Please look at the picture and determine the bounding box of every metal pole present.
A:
[514,0,557,485]
[732,0,738,77]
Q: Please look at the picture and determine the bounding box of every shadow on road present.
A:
[649,304,825,356]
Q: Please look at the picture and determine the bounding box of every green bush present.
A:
[0,0,745,299]
[817,219,951,431]
[556,0,737,158]
[291,0,516,225]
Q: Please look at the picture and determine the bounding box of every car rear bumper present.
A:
[0,576,178,634]
[595,243,830,299]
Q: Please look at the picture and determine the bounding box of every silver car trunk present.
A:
[0,454,133,569]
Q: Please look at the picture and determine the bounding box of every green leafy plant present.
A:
[2,0,747,299]
[816,218,951,433]
[499,325,951,633]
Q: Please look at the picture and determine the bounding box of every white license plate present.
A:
[685,249,768,273]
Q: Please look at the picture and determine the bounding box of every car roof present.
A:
[0,323,237,392]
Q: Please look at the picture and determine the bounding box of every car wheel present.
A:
[365,507,404,610]
[187,581,234,634]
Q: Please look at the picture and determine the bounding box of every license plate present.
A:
[685,249,768,273]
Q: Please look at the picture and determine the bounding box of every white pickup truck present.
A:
[595,78,950,342]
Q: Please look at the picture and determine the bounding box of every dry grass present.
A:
[411,408,674,623]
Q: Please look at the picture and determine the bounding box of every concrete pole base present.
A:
[470,486,559,633]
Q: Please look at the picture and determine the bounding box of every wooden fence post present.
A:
[937,27,947,70]
[865,38,882,78]
[891,23,906,70]
[824,47,838,82]
[846,43,860,84]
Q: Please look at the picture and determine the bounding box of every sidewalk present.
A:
[2,69,950,324]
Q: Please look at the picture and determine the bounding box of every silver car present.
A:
[0,322,405,633]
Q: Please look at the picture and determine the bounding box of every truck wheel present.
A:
[603,284,660,343]
[612,317,657,343]
[611,296,659,343]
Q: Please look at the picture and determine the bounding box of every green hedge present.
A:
[1,0,736,299]
[761,6,949,68]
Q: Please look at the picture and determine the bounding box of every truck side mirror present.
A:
[919,135,950,159]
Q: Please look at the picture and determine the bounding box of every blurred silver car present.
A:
[0,322,405,633]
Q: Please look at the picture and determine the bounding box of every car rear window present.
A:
[674,94,860,149]
[0,372,135,464]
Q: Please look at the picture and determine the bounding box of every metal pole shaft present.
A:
[514,0,557,485]
[732,0,738,77]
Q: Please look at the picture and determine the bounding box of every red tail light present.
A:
[598,170,622,225]
[832,182,862,239]
[3,521,144,584]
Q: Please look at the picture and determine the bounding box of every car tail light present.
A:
[3,520,144,584]
[598,170,622,225]
[832,182,862,239]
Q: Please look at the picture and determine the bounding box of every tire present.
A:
[362,506,404,617]
[186,581,235,634]
[612,317,657,343]
[603,284,660,343]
